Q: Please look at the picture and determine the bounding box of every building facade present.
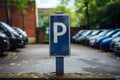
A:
[0,3,36,43]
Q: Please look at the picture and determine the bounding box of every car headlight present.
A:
[90,39,96,43]
[72,36,76,39]
[19,35,23,38]
[76,34,79,37]
[11,34,19,38]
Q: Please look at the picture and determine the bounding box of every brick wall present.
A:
[0,4,7,22]
[0,3,36,43]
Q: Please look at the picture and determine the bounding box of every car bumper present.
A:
[110,43,115,51]
[113,45,120,53]
[1,40,10,51]
[10,38,24,48]
[89,40,96,47]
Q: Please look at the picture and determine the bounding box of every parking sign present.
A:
[49,14,70,56]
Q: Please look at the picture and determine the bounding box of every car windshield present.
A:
[78,30,84,34]
[105,30,114,36]
[113,37,120,41]
[112,31,120,37]
[1,22,17,34]
[91,30,99,35]
[13,28,27,37]
[17,28,27,36]
[76,30,84,36]
[83,30,91,36]
[98,30,108,36]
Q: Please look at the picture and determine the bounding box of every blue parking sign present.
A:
[49,14,70,56]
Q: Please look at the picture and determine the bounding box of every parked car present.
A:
[100,31,120,51]
[94,29,120,48]
[0,22,24,50]
[13,27,28,47]
[113,42,120,53]
[83,30,101,45]
[88,30,110,47]
[77,30,92,43]
[72,30,86,43]
[0,31,10,54]
[110,37,120,52]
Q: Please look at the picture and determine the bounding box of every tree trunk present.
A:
[4,0,11,25]
[21,12,25,30]
[85,1,90,29]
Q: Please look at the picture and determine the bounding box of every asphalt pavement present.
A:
[0,44,120,75]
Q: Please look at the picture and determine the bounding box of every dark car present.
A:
[0,31,10,54]
[113,42,120,53]
[13,27,28,47]
[110,37,120,52]
[0,22,24,50]
[100,31,120,51]
[94,29,120,48]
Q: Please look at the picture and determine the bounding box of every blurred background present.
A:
[0,0,120,44]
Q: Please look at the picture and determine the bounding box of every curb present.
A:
[0,73,119,80]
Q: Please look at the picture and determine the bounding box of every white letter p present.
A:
[54,22,67,43]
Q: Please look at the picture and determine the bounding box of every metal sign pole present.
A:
[56,57,64,75]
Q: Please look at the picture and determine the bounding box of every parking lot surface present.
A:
[0,44,120,75]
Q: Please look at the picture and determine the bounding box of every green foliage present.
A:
[74,0,91,28]
[38,11,50,33]
[52,6,79,27]
[9,0,29,13]
[59,0,70,6]
[7,0,35,13]
[42,15,49,33]
[38,0,79,28]
[99,0,120,24]
[50,0,80,27]
[38,0,79,34]
[74,0,120,29]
